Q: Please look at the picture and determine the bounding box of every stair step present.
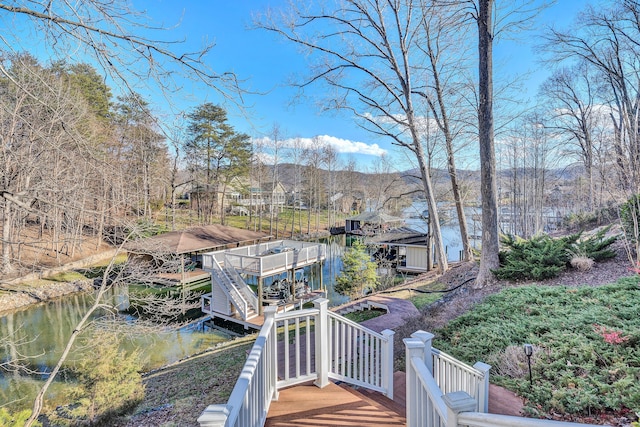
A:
[337,381,405,419]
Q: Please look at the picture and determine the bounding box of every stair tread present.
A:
[337,382,405,418]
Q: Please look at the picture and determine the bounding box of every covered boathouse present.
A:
[200,239,327,329]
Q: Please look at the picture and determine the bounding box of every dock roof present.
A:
[126,224,271,255]
[346,211,404,223]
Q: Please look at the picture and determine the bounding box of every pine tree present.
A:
[335,239,378,298]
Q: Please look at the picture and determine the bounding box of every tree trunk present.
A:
[2,200,13,273]
[475,0,500,288]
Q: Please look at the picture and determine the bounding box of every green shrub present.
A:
[434,277,640,417]
[51,332,144,425]
[620,194,640,243]
[495,234,570,281]
[335,239,378,297]
[495,229,618,281]
[570,225,618,262]
[0,408,41,427]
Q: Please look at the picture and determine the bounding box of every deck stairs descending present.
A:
[265,380,406,427]
[205,256,259,322]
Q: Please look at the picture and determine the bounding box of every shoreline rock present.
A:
[0,279,94,315]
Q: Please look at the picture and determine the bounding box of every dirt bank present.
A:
[0,279,95,314]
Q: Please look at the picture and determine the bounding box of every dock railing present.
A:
[223,255,258,313]
[198,298,395,427]
[208,258,250,321]
[405,331,608,427]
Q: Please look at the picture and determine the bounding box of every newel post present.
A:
[411,330,434,373]
[381,329,395,399]
[443,391,477,427]
[404,337,426,427]
[473,361,491,413]
[197,404,231,427]
[265,306,279,401]
[313,298,330,388]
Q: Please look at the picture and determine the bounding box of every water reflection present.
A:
[0,235,355,411]
[0,288,229,410]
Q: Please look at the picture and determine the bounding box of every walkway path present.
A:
[340,295,421,333]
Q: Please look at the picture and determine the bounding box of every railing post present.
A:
[443,391,477,427]
[197,404,231,427]
[381,329,395,399]
[314,298,330,388]
[473,361,491,413]
[411,330,434,373]
[265,306,279,401]
[404,337,425,427]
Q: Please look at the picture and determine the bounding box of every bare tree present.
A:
[474,0,500,287]
[322,144,342,228]
[267,124,286,237]
[256,0,449,272]
[415,0,475,261]
[288,137,307,235]
[544,0,640,194]
[0,1,242,102]
[539,62,601,212]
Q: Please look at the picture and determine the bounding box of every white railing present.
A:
[198,298,395,427]
[198,306,278,427]
[405,335,448,427]
[272,307,319,389]
[327,311,395,397]
[223,255,258,313]
[213,240,327,276]
[432,349,490,412]
[208,258,250,320]
[405,331,608,427]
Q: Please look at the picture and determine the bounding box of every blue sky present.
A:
[3,0,592,171]
[138,0,587,171]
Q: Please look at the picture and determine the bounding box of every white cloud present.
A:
[253,135,387,157]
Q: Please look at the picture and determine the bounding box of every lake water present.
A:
[0,289,231,410]
[403,201,482,261]
[0,204,471,411]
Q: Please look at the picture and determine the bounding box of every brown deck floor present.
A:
[266,372,524,426]
[265,382,405,427]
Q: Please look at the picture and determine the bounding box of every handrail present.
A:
[209,258,249,320]
[432,347,490,412]
[223,255,258,313]
[198,307,278,427]
[412,355,448,422]
[326,311,394,397]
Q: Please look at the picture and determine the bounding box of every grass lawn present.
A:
[388,281,448,310]
[433,276,640,419]
[113,338,255,427]
[343,307,387,323]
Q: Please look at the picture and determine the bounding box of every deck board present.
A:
[265,382,406,427]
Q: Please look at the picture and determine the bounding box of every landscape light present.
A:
[523,344,533,386]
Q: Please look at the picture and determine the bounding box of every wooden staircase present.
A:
[265,372,407,426]
[265,380,406,426]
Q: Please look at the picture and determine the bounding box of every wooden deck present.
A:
[265,372,525,426]
[266,379,406,426]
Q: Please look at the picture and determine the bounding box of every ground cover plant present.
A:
[433,277,640,420]
[495,228,618,281]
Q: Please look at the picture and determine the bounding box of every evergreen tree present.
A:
[335,239,378,298]
[184,103,251,223]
